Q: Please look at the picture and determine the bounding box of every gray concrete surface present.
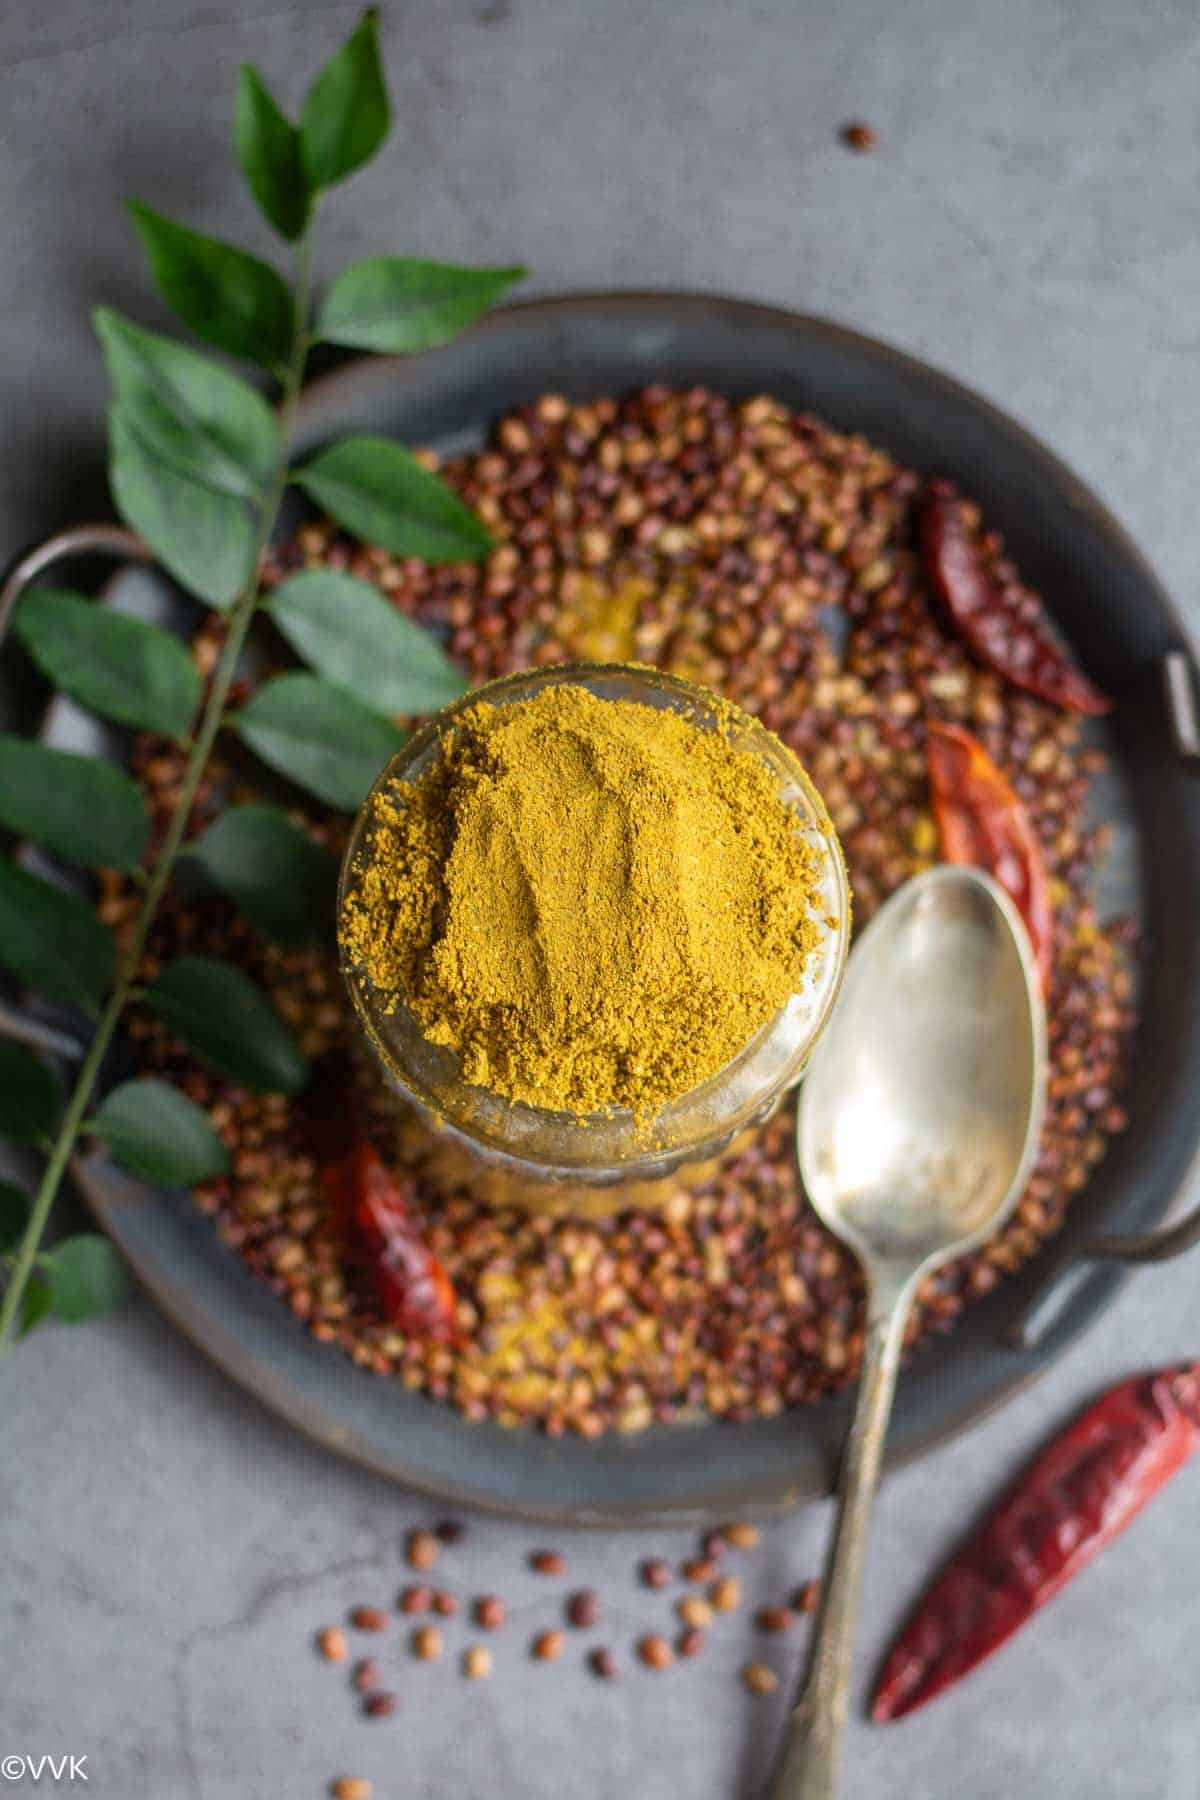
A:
[2,3,1199,1797]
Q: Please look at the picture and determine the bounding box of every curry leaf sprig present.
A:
[0,10,524,1349]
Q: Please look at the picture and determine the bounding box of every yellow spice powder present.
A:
[340,682,824,1117]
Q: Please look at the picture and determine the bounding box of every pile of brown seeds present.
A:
[110,384,1136,1437]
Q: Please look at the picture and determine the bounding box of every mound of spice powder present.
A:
[340,681,826,1116]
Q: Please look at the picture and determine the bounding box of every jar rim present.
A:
[337,660,851,1184]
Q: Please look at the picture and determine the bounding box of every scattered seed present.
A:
[840,121,878,153]
[530,1549,566,1576]
[590,1647,619,1680]
[406,1529,440,1571]
[701,1529,727,1560]
[682,1558,718,1583]
[330,1780,372,1800]
[399,1585,433,1615]
[638,1634,674,1670]
[533,1629,566,1662]
[710,1576,742,1613]
[349,1607,389,1633]
[317,1627,348,1663]
[464,1645,493,1680]
[677,1596,713,1629]
[743,1661,780,1695]
[756,1606,794,1634]
[435,1519,465,1544]
[352,1659,384,1694]
[677,1627,707,1658]
[413,1625,443,1661]
[432,1590,459,1618]
[640,1557,672,1590]
[567,1589,600,1629]
[363,1692,398,1719]
[793,1581,821,1615]
[474,1595,507,1630]
[723,1521,761,1550]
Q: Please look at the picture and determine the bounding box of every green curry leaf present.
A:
[90,1079,231,1186]
[232,672,405,811]
[127,200,294,369]
[267,569,469,715]
[292,436,492,564]
[144,955,310,1094]
[235,65,312,242]
[19,1271,54,1338]
[300,10,390,190]
[0,737,149,872]
[0,1043,61,1147]
[184,804,339,945]
[317,258,525,354]
[44,1234,129,1323]
[95,307,279,498]
[0,859,115,1013]
[108,407,258,608]
[0,1181,32,1254]
[13,589,202,742]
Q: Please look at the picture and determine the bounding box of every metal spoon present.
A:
[769,865,1047,1800]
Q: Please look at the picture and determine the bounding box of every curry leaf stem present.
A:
[0,233,315,1355]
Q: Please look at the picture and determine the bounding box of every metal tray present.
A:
[3,293,1200,1523]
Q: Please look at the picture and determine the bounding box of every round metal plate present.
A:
[43,294,1200,1521]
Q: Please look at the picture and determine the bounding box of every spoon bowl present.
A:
[770,866,1046,1800]
[800,866,1047,1271]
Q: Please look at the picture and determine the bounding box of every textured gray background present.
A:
[2,3,1199,1798]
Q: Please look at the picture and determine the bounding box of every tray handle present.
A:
[1008,647,1200,1347]
[1163,648,1200,761]
[0,521,150,651]
[0,523,151,1059]
[1007,1202,1200,1351]
[1087,647,1200,1263]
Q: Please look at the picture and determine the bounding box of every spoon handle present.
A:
[768,1282,913,1800]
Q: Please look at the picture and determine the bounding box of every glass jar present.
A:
[338,662,850,1200]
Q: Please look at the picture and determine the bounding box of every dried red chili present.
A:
[926,720,1054,992]
[873,1364,1200,1721]
[322,1141,458,1344]
[918,481,1112,715]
